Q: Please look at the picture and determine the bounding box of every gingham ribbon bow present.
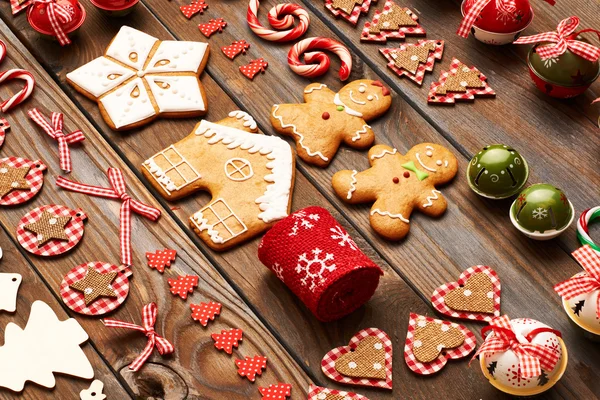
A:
[102,303,174,371]
[471,315,561,378]
[457,0,516,38]
[28,108,84,172]
[554,245,600,318]
[56,168,161,266]
[514,16,600,61]
[33,0,73,46]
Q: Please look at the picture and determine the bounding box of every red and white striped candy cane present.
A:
[0,69,35,113]
[247,0,309,42]
[288,37,352,81]
[0,40,6,65]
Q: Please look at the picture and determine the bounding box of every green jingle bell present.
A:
[510,183,574,240]
[467,145,529,199]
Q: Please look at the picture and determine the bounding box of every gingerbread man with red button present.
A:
[332,143,458,240]
[271,80,392,167]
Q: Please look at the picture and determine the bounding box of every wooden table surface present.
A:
[0,0,598,399]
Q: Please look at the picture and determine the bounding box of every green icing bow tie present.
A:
[401,161,429,181]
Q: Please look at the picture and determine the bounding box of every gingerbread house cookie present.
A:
[142,111,296,251]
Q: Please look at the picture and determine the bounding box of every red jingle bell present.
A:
[464,0,532,33]
[27,0,86,45]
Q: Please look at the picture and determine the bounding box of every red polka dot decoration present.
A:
[168,275,199,300]
[60,261,131,316]
[190,301,221,326]
[16,204,87,256]
[0,157,46,206]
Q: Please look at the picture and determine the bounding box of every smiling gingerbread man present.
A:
[271,80,392,167]
[332,143,458,240]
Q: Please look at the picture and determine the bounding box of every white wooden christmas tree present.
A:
[0,301,94,392]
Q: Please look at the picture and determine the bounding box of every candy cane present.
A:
[288,37,352,81]
[0,40,6,65]
[247,0,310,42]
[578,206,600,252]
[0,69,35,112]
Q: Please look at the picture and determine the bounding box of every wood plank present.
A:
[0,233,131,399]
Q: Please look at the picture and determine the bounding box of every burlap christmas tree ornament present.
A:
[335,336,387,380]
[24,211,71,246]
[443,272,495,314]
[69,266,118,305]
[331,0,363,13]
[0,164,30,198]
[436,63,485,94]
[412,321,464,363]
[369,4,417,33]
[393,42,437,74]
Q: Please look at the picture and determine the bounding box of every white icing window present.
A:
[201,198,248,242]
[151,145,201,190]
[224,158,253,182]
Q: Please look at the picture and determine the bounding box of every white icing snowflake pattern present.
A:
[272,263,284,282]
[330,226,358,251]
[288,211,320,236]
[532,207,548,220]
[295,248,336,292]
[66,26,208,130]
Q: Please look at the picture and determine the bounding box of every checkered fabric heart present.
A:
[0,157,46,206]
[60,261,130,316]
[404,313,477,375]
[321,328,392,389]
[428,58,495,104]
[379,40,444,86]
[16,204,87,256]
[361,1,425,42]
[431,265,501,322]
[325,0,377,25]
[0,118,9,148]
[307,384,370,399]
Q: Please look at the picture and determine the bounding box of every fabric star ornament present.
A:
[23,211,71,246]
[235,355,267,382]
[259,383,291,399]
[66,26,209,131]
[180,0,208,19]
[69,266,118,305]
[240,59,268,80]
[211,328,243,354]
[168,275,199,299]
[199,18,227,37]
[190,301,221,326]
[0,163,30,198]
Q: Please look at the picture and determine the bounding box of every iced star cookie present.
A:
[142,111,296,251]
[332,143,458,240]
[271,80,392,167]
[66,26,209,131]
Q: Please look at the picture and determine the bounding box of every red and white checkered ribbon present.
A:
[457,0,516,38]
[32,0,73,46]
[28,108,84,173]
[471,315,561,378]
[554,245,600,318]
[514,16,600,61]
[56,168,161,266]
[102,303,174,371]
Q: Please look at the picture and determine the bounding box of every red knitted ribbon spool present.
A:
[258,206,382,321]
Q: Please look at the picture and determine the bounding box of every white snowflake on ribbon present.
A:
[288,211,321,236]
[330,226,358,251]
[296,248,336,292]
[532,207,548,220]
[66,26,208,130]
[272,263,284,282]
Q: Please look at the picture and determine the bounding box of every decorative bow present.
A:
[28,109,84,172]
[554,245,600,318]
[103,303,174,371]
[56,168,161,266]
[457,0,517,38]
[514,16,600,61]
[32,0,74,46]
[471,315,561,378]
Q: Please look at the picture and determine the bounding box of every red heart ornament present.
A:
[431,265,501,322]
[404,313,476,375]
[321,328,392,390]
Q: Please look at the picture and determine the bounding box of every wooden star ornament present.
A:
[0,163,30,198]
[69,266,118,305]
[24,211,71,246]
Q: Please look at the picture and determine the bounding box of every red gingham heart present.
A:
[60,261,130,316]
[0,157,47,206]
[16,204,87,256]
[321,328,392,390]
[307,384,370,399]
[404,313,477,375]
[431,265,501,322]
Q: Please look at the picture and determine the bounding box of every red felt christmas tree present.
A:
[168,275,199,300]
[259,383,292,399]
[235,355,267,382]
[240,59,268,80]
[190,301,221,326]
[199,18,227,38]
[146,249,177,273]
[221,40,250,60]
[180,0,208,19]
[211,328,243,354]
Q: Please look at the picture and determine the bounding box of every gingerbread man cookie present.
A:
[271,80,392,167]
[142,111,296,251]
[332,143,458,240]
